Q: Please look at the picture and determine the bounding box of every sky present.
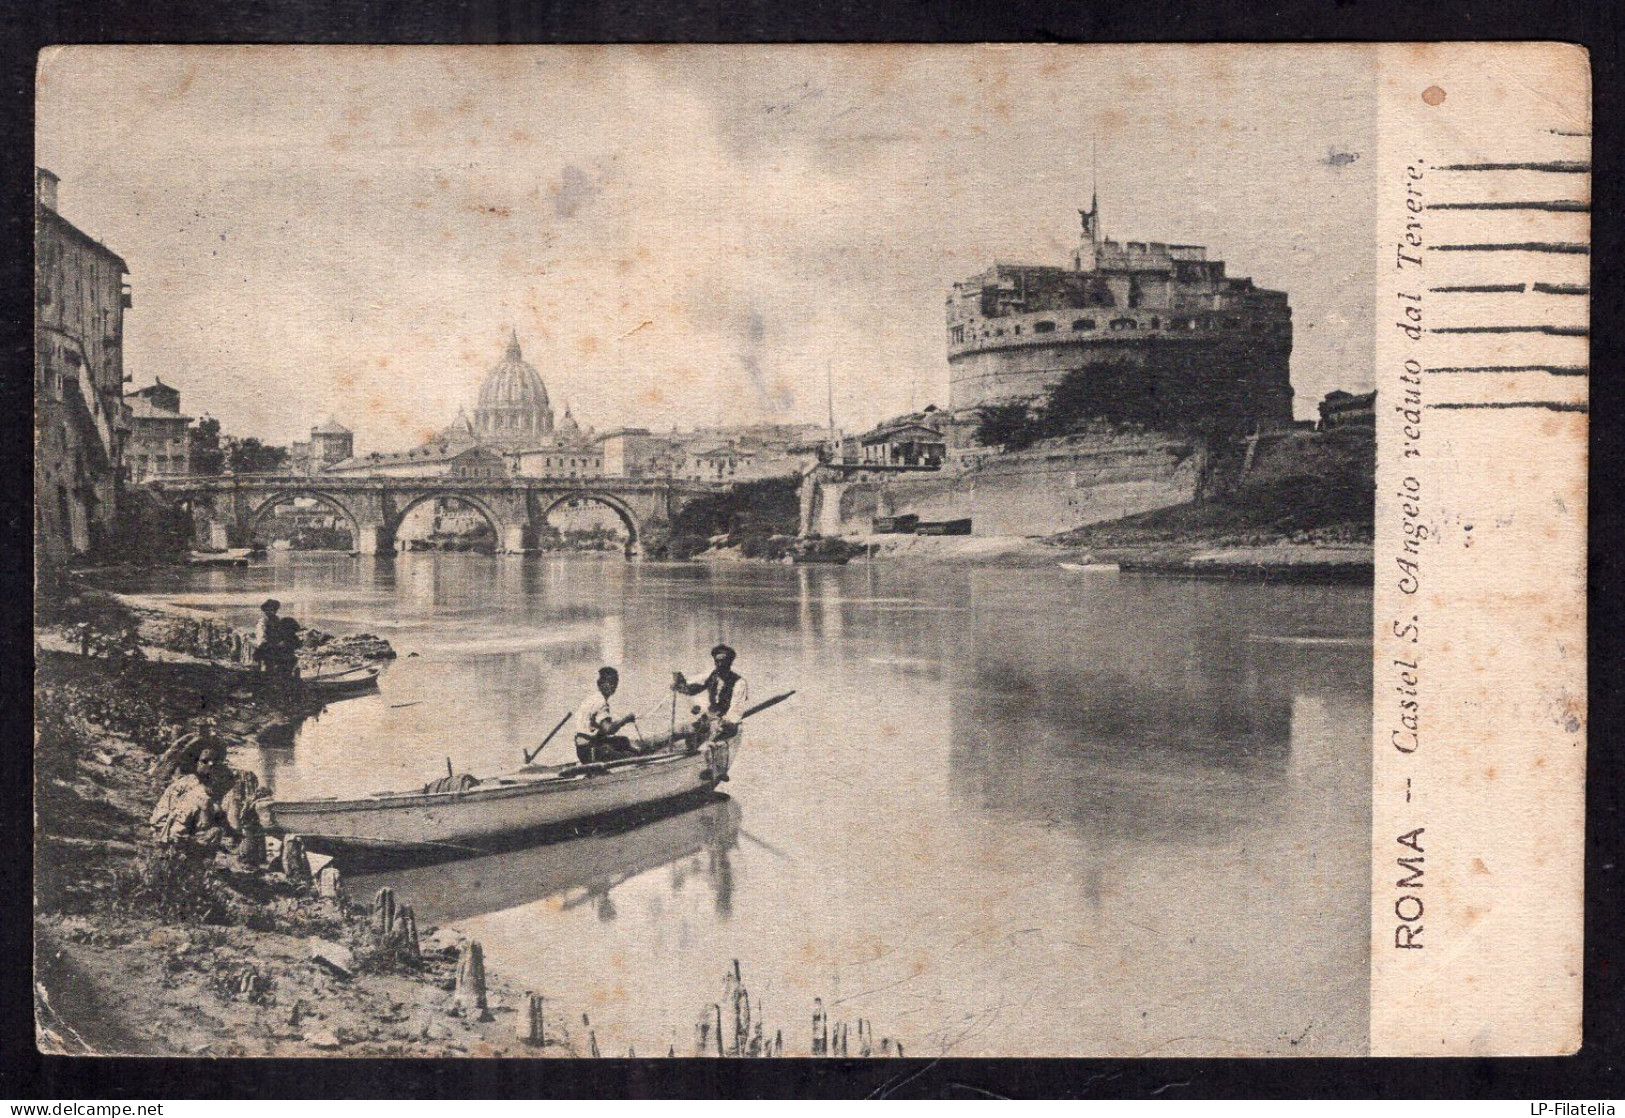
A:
[38,45,1377,453]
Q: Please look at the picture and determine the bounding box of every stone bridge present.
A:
[150,474,725,558]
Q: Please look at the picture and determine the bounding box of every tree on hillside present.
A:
[975,351,1263,452]
[224,436,289,475]
[188,416,224,476]
[973,401,1043,451]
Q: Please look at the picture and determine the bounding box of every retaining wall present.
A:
[814,432,1205,538]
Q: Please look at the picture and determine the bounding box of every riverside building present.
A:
[35,168,132,563]
[946,196,1294,430]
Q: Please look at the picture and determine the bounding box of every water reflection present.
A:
[109,553,1372,1056]
[350,796,742,926]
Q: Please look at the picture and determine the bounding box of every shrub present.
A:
[108,849,232,925]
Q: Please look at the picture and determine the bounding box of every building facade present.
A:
[596,428,672,478]
[326,443,508,479]
[946,199,1294,430]
[289,417,356,474]
[310,418,354,467]
[35,168,132,563]
[511,442,604,480]
[859,422,947,468]
[125,380,191,484]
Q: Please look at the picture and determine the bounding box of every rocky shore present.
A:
[33,597,565,1057]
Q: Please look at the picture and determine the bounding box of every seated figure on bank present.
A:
[149,728,265,863]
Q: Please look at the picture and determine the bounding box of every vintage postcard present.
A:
[32,43,1587,1058]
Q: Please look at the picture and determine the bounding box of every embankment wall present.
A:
[809,432,1207,538]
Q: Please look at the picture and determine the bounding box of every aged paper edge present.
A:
[1370,41,1589,1056]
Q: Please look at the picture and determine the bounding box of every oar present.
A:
[524,711,574,765]
[737,690,796,721]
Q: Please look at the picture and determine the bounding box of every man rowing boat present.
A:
[672,644,749,755]
[574,666,640,763]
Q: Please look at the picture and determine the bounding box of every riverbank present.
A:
[689,528,1372,579]
[34,585,895,1058]
[33,641,575,1056]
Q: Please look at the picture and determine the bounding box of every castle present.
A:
[946,196,1294,430]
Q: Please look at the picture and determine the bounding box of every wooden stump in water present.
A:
[724,958,751,1057]
[518,992,544,1046]
[694,1008,713,1057]
[774,1029,783,1057]
[812,998,827,1056]
[454,940,489,1020]
[239,828,267,869]
[281,834,311,883]
[395,904,420,958]
[372,888,396,939]
[582,1013,600,1058]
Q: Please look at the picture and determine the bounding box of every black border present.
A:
[2,0,1619,1100]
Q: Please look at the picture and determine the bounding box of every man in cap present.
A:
[574,666,640,763]
[672,644,749,749]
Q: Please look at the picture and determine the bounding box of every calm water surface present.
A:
[114,552,1371,1056]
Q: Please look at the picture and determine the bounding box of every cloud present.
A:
[37,45,1377,449]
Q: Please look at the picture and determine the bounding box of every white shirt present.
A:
[575,688,615,737]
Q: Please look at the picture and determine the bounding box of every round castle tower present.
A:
[945,200,1294,430]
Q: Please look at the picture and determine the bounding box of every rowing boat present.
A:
[297,664,383,697]
[266,738,737,850]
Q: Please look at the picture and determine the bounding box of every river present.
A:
[113,551,1372,1057]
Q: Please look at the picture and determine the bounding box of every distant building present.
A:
[474,331,555,449]
[946,197,1293,429]
[684,444,758,482]
[596,428,671,478]
[310,417,354,467]
[124,380,192,484]
[668,421,827,482]
[35,168,132,563]
[326,443,507,478]
[1318,389,1376,430]
[438,407,480,452]
[511,443,604,480]
[127,378,179,414]
[860,422,947,468]
[288,417,355,474]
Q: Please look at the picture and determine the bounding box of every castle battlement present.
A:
[945,202,1293,429]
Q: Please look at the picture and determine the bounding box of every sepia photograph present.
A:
[32,43,1439,1061]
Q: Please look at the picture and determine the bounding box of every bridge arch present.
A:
[537,490,641,551]
[389,491,507,539]
[245,490,362,547]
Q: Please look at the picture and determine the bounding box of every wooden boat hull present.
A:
[267,743,733,849]
[299,666,382,697]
